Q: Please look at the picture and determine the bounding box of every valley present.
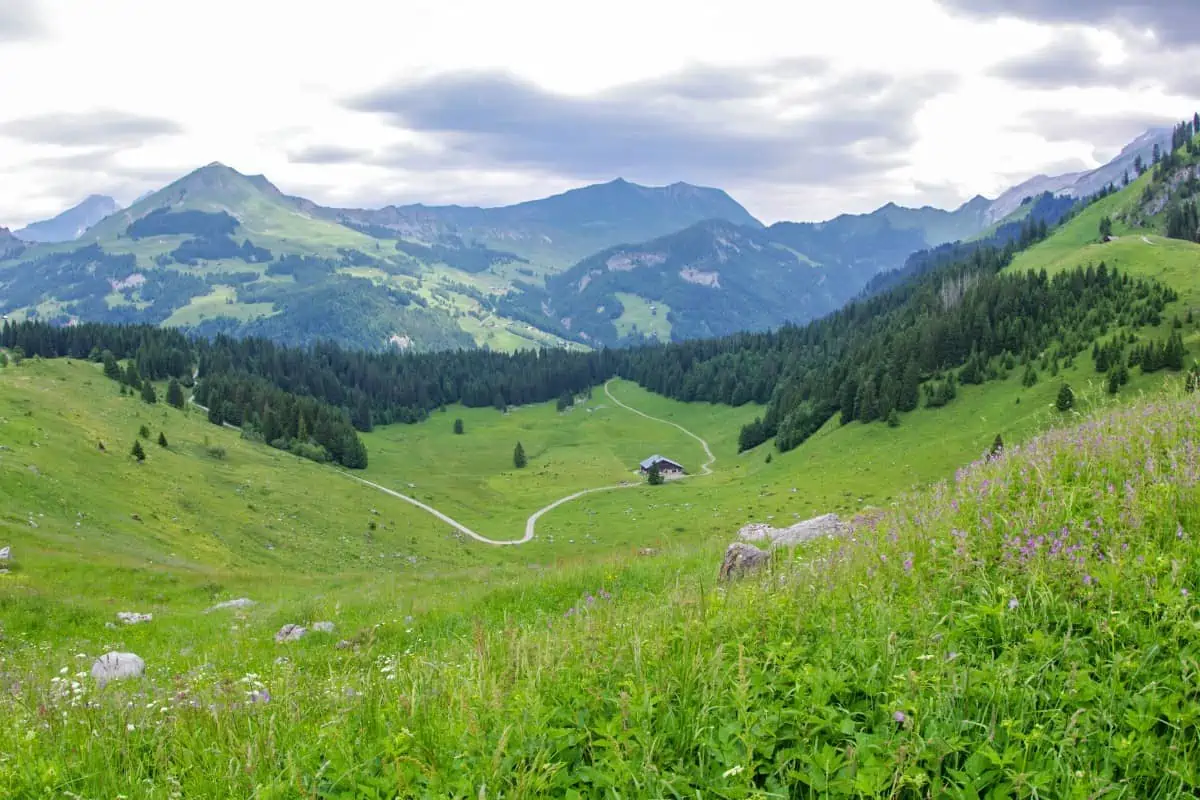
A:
[3,81,1200,796]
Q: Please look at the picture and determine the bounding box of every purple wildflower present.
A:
[903,554,914,573]
[249,689,270,704]
[892,711,907,724]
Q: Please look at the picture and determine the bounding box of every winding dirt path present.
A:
[344,379,716,546]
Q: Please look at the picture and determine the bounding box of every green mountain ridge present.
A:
[505,196,996,346]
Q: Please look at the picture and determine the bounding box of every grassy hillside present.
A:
[2,348,1197,795]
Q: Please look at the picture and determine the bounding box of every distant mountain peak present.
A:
[14,194,120,243]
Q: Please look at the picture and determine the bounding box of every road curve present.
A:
[344,378,717,546]
[603,380,715,475]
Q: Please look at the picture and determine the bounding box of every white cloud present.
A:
[0,0,1196,227]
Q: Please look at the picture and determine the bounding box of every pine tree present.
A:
[123,362,142,389]
[990,434,1004,457]
[131,439,146,462]
[1056,383,1074,412]
[453,418,464,435]
[1107,369,1121,395]
[157,432,168,448]
[102,350,122,381]
[513,441,527,469]
[1099,216,1112,240]
[166,379,185,409]
[138,424,150,439]
[647,462,663,485]
[140,381,157,404]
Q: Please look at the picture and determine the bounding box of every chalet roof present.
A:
[640,454,683,470]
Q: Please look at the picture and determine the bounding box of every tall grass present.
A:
[3,391,1200,796]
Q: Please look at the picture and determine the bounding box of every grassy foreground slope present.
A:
[2,368,1198,795]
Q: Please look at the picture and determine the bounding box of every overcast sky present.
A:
[1,0,1197,228]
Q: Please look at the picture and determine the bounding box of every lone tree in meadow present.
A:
[123,362,142,390]
[157,432,168,448]
[138,424,151,439]
[513,441,527,469]
[453,418,464,435]
[1099,215,1113,241]
[141,381,157,404]
[646,462,664,485]
[166,379,185,409]
[1056,383,1075,412]
[131,439,146,462]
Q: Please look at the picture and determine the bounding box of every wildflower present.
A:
[1183,588,1190,598]
[585,594,595,606]
[248,689,270,704]
[1082,574,1094,586]
[903,554,913,573]
[892,711,907,724]
[946,651,959,661]
[1008,598,1019,610]
[721,765,745,778]
[599,589,612,600]
[126,723,135,732]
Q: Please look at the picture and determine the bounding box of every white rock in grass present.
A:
[0,546,10,561]
[117,612,153,625]
[91,652,145,687]
[274,624,306,643]
[311,621,335,634]
[205,598,255,613]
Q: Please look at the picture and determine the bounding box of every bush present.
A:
[206,445,227,460]
[138,424,150,439]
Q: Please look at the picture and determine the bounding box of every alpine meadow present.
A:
[6,6,1200,797]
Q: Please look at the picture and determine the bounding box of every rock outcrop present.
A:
[737,513,848,547]
[311,621,335,634]
[91,652,145,687]
[117,611,153,625]
[718,542,771,582]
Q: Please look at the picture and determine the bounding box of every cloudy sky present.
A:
[1,0,1197,228]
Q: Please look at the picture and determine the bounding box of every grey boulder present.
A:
[718,542,771,582]
[91,652,145,687]
[275,624,306,643]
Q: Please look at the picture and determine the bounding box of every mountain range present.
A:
[0,127,1163,351]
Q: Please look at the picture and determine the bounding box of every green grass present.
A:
[612,291,672,340]
[3,354,1198,795]
[162,285,277,327]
